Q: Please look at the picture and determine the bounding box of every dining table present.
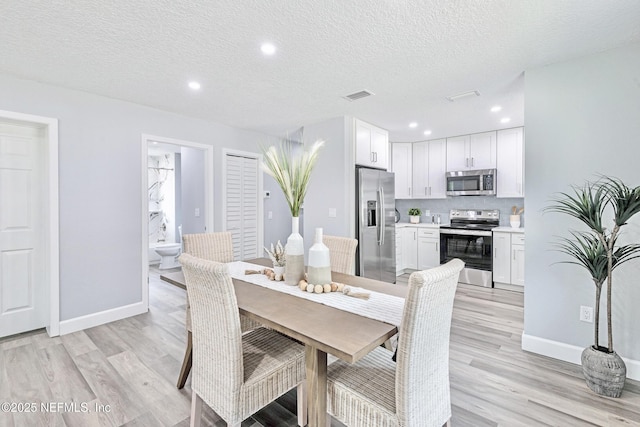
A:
[160,258,407,427]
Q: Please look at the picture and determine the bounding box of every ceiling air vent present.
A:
[446,90,480,102]
[343,90,374,101]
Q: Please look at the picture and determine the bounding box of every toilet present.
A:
[154,243,181,269]
[154,225,182,269]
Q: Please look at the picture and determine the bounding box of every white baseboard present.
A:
[522,333,640,381]
[58,301,148,336]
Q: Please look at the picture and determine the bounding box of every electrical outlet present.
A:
[580,306,593,323]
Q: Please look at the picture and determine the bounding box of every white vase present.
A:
[307,228,332,286]
[410,215,420,224]
[510,214,521,228]
[273,265,285,281]
[284,217,304,285]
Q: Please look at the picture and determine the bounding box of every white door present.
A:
[392,143,412,199]
[468,131,497,169]
[0,122,46,337]
[427,139,447,198]
[492,232,511,284]
[225,154,259,261]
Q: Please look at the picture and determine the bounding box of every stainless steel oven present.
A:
[439,209,499,287]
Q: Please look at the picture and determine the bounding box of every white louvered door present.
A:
[225,154,259,261]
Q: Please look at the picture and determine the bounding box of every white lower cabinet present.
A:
[398,226,440,273]
[511,235,525,286]
[401,227,418,270]
[493,231,525,291]
[417,229,440,270]
[395,230,404,276]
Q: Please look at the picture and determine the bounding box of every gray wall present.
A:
[180,146,206,235]
[396,197,524,226]
[301,117,353,252]
[524,42,640,361]
[0,74,281,321]
[263,174,293,250]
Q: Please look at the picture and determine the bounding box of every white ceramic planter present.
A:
[409,215,420,224]
[284,217,305,285]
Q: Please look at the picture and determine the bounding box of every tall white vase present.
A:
[307,228,332,286]
[284,217,305,285]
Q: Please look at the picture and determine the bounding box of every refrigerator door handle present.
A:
[379,185,386,246]
[375,188,381,245]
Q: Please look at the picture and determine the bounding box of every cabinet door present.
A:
[446,135,469,171]
[392,143,412,199]
[401,228,418,270]
[511,244,525,286]
[371,128,389,170]
[492,232,511,284]
[497,127,524,198]
[417,238,439,270]
[412,141,429,198]
[395,230,404,274]
[355,120,373,167]
[469,131,496,169]
[427,139,447,198]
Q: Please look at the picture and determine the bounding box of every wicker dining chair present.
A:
[179,253,306,427]
[177,231,261,389]
[326,258,464,427]
[323,235,358,275]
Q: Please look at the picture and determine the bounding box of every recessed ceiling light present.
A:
[491,105,502,112]
[188,81,201,90]
[500,117,511,123]
[409,122,418,128]
[261,43,276,55]
[424,130,432,136]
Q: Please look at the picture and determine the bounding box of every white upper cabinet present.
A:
[496,127,525,198]
[446,131,496,171]
[355,119,389,170]
[413,139,446,199]
[391,143,412,199]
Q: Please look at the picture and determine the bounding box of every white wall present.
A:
[302,117,354,252]
[524,42,640,371]
[180,146,206,234]
[0,74,284,322]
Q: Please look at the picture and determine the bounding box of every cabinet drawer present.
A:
[512,234,525,245]
[418,229,439,239]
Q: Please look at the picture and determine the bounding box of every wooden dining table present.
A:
[161,258,407,427]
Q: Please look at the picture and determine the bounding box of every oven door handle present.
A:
[440,229,492,237]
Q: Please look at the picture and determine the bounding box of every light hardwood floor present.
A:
[1,270,639,426]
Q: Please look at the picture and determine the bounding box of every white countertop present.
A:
[395,222,443,228]
[493,226,525,233]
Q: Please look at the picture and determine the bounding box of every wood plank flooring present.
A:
[1,269,638,426]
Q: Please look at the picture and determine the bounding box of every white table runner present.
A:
[227,261,405,327]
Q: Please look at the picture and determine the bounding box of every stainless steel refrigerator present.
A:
[355,166,396,283]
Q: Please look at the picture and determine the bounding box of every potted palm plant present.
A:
[547,176,640,397]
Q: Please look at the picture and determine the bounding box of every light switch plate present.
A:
[328,208,337,218]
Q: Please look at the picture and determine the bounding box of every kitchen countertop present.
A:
[492,226,525,233]
[395,222,444,228]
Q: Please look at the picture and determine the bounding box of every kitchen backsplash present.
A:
[396,196,525,227]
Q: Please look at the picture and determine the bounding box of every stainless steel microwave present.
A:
[446,169,496,196]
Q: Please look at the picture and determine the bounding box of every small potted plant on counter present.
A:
[408,208,421,224]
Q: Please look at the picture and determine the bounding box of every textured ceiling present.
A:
[1,1,639,142]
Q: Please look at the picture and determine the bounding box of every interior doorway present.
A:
[141,135,213,309]
[0,110,59,338]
